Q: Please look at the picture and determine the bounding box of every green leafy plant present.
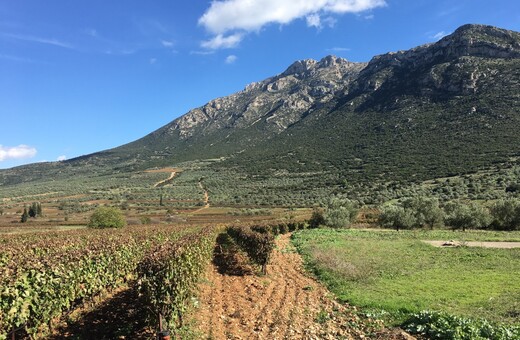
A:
[137,228,216,333]
[403,311,520,340]
[88,206,126,229]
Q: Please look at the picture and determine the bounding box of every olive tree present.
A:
[88,206,126,229]
[444,201,491,231]
[403,196,444,230]
[323,198,358,228]
[489,198,520,230]
[308,209,325,229]
[378,204,415,231]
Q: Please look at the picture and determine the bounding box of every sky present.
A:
[1,0,519,169]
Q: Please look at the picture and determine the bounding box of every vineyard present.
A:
[0,224,218,339]
[0,219,316,339]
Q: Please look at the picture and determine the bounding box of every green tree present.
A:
[444,201,491,231]
[28,203,37,218]
[323,198,358,228]
[20,207,29,223]
[308,209,325,228]
[88,206,126,229]
[489,198,520,230]
[379,204,415,231]
[36,202,43,217]
[403,196,444,230]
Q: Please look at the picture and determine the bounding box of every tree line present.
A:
[20,202,43,223]
[310,196,520,231]
[379,197,520,231]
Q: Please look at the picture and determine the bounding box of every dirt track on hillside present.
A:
[153,171,176,188]
[192,234,414,339]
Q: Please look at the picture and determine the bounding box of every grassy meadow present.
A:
[292,229,520,325]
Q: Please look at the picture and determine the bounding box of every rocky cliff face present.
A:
[158,55,366,139]
[156,24,520,141]
[352,24,520,94]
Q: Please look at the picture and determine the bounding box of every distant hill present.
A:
[2,24,520,191]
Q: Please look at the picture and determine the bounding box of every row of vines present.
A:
[1,219,311,338]
[0,224,218,339]
[225,221,308,274]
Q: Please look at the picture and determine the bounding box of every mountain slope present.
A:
[1,24,519,188]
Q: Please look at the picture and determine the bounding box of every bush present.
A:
[88,206,126,229]
[403,196,444,230]
[140,216,152,225]
[403,310,520,340]
[378,204,415,231]
[323,198,358,228]
[489,198,520,230]
[227,226,275,274]
[308,209,325,228]
[444,201,491,231]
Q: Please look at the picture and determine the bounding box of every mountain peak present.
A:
[438,23,520,58]
[281,55,356,77]
[364,24,520,76]
[281,59,318,76]
[451,23,516,37]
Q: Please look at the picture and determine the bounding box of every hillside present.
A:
[1,24,519,202]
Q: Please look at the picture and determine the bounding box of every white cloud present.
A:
[225,55,237,64]
[199,0,386,36]
[57,155,67,161]
[201,33,243,49]
[0,145,37,162]
[150,58,157,64]
[364,14,374,20]
[431,31,448,40]
[323,16,337,27]
[306,14,321,28]
[161,40,174,47]
[2,33,74,49]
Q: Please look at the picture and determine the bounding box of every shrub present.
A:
[140,216,152,225]
[489,198,520,230]
[378,204,415,231]
[88,206,126,229]
[323,198,358,228]
[403,196,444,230]
[308,209,325,228]
[227,226,275,274]
[403,310,520,340]
[444,201,491,231]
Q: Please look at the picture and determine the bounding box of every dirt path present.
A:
[201,184,209,208]
[423,240,520,248]
[193,181,210,213]
[153,171,176,188]
[192,234,413,339]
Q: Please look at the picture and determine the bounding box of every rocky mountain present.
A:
[1,24,520,186]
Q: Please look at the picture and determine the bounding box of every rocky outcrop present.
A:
[348,24,520,100]
[163,55,367,139]
[165,25,520,140]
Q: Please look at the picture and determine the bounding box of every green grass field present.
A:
[292,229,520,325]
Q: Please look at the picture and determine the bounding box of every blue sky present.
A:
[1,0,519,169]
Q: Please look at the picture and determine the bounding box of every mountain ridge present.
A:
[1,23,519,188]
